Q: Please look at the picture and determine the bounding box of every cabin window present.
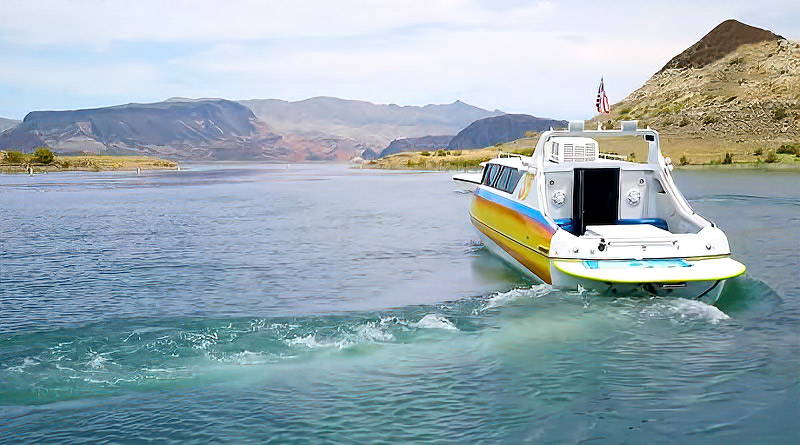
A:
[482,164,500,186]
[504,169,524,193]
[483,164,524,194]
[495,166,512,191]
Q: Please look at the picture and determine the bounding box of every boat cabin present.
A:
[474,120,717,258]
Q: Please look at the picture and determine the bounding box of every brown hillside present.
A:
[590,20,799,163]
[659,19,783,72]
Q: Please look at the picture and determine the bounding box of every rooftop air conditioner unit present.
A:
[548,137,599,163]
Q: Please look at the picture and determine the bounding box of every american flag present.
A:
[596,78,610,113]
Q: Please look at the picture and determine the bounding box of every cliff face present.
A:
[239,97,503,149]
[447,114,567,150]
[591,20,799,144]
[378,135,453,158]
[0,100,358,161]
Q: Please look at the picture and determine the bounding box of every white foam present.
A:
[86,353,110,369]
[646,298,730,324]
[224,351,275,365]
[412,314,459,330]
[6,357,37,373]
[285,334,351,350]
[481,284,554,311]
[355,322,394,341]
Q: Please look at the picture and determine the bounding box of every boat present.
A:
[454,120,745,303]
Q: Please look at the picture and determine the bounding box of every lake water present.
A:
[0,164,798,443]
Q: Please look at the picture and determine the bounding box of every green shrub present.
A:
[776,144,799,155]
[679,154,690,165]
[420,151,430,156]
[764,151,778,163]
[753,148,763,156]
[32,147,54,164]
[722,152,733,164]
[3,151,27,164]
[772,107,788,121]
[702,115,718,124]
[450,150,462,156]
[435,149,447,157]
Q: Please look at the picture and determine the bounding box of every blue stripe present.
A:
[475,187,557,231]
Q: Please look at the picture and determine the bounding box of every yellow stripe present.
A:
[553,259,746,283]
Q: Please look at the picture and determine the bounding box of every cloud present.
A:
[0,0,555,46]
[0,0,798,119]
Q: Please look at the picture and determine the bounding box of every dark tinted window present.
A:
[495,166,512,191]
[504,169,524,193]
[483,164,500,186]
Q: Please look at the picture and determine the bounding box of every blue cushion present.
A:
[554,218,574,233]
[553,218,668,233]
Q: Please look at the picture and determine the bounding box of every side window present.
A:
[495,166,512,191]
[483,164,499,186]
[504,169,523,193]
[480,165,490,185]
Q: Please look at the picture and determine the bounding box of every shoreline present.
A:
[0,154,178,174]
[362,158,800,172]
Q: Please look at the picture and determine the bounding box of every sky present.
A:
[0,0,797,120]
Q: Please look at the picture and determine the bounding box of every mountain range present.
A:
[239,97,503,150]
[0,97,505,160]
[2,19,793,162]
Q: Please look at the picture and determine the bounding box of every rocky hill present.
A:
[0,117,19,132]
[659,20,783,72]
[0,100,358,161]
[448,114,567,150]
[591,20,798,158]
[239,96,503,149]
[378,135,453,158]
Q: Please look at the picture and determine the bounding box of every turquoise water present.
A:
[0,165,797,443]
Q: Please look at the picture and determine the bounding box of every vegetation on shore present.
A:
[0,148,178,173]
[364,134,800,171]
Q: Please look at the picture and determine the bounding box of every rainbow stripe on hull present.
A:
[469,188,557,283]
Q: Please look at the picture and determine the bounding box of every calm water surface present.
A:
[0,164,798,443]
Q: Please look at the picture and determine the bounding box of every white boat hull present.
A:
[478,230,730,304]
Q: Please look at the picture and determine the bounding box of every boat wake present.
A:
[641,298,730,324]
[1,276,778,406]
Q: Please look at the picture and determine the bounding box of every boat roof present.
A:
[482,120,667,171]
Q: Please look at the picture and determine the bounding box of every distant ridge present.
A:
[448,114,567,150]
[0,117,20,132]
[378,135,453,158]
[238,96,503,149]
[659,19,783,72]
